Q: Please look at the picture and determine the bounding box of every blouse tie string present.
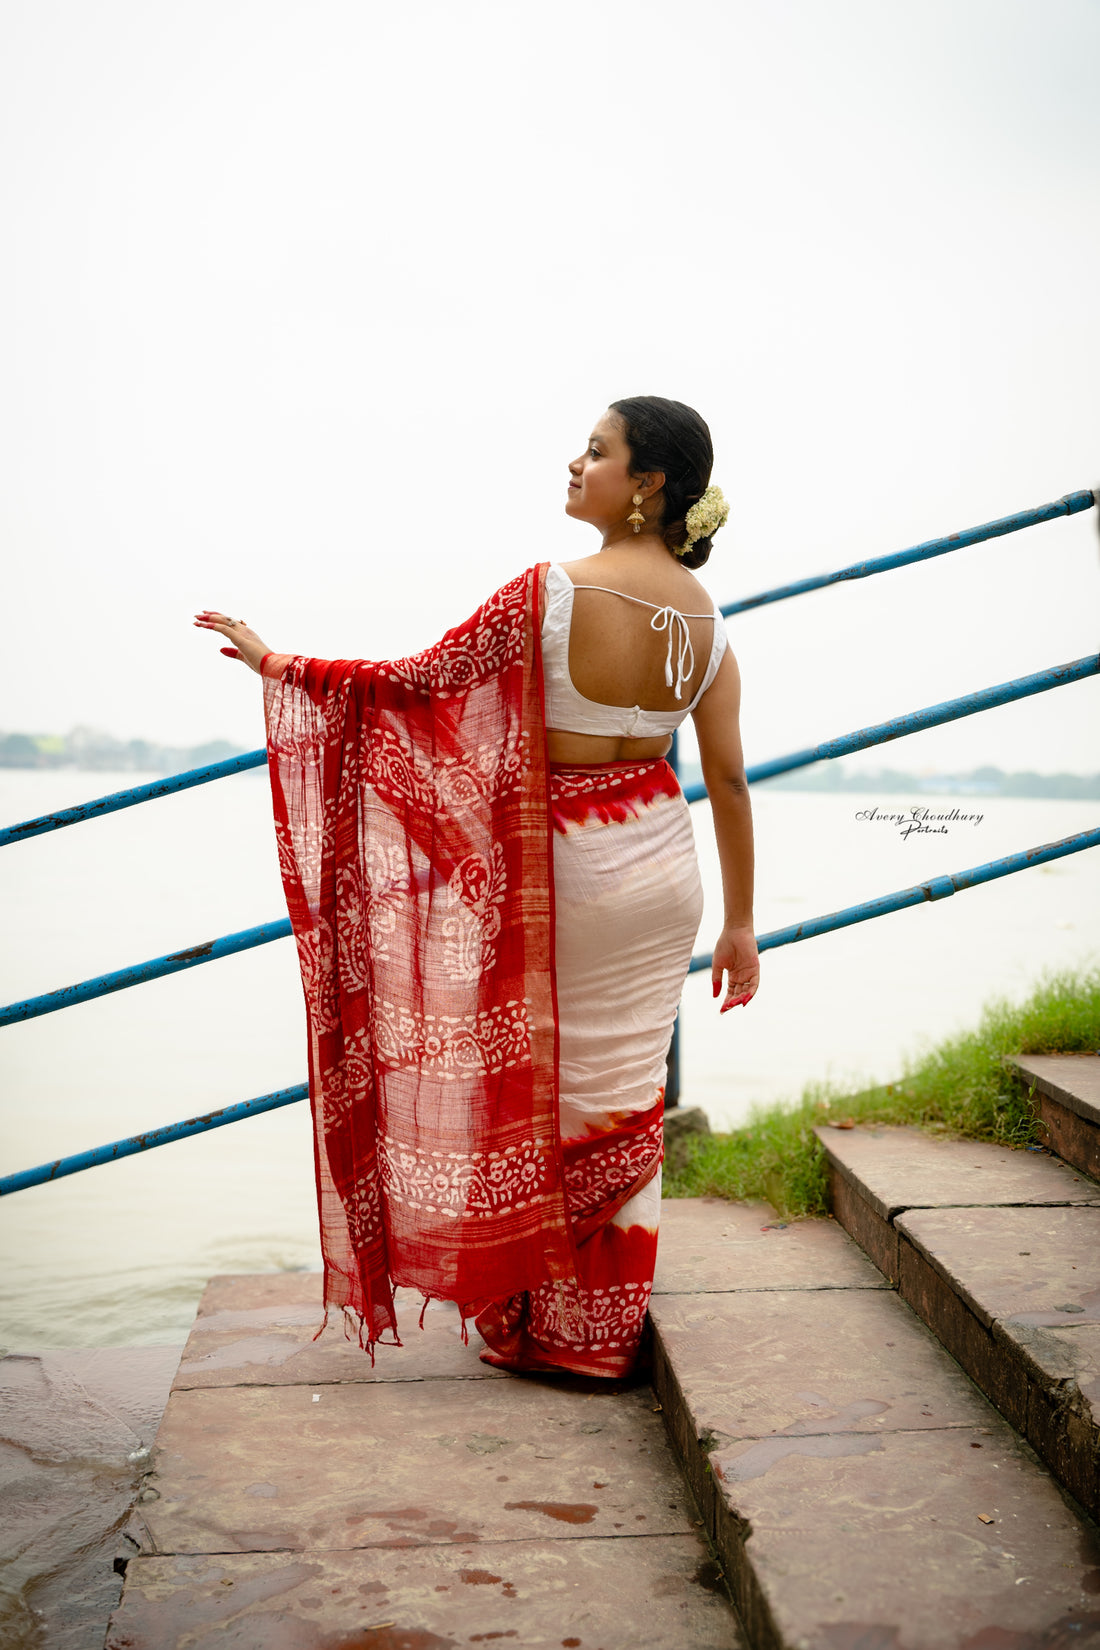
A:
[649,607,695,701]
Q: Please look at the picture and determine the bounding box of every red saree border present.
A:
[475,1095,665,1378]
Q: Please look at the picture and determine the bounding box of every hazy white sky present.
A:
[3,0,1098,774]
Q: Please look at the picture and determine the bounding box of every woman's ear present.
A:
[639,471,666,500]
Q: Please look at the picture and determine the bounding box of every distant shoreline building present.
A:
[2,730,1098,799]
[0,726,244,775]
[686,759,1100,801]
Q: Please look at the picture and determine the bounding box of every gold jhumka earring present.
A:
[627,493,646,533]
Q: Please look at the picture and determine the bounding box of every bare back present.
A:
[543,550,719,765]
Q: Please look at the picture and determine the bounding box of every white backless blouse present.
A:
[541,562,728,739]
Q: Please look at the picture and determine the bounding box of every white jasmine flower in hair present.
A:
[682,485,730,547]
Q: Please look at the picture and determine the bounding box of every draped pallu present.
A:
[263,564,683,1372]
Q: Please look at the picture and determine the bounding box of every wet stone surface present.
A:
[0,1345,181,1650]
[139,1378,698,1556]
[103,1235,749,1645]
[106,1240,747,1646]
[106,1537,743,1650]
[817,1124,1100,1221]
[714,1423,1100,1648]
[108,1249,746,1646]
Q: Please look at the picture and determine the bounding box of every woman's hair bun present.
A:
[680,535,712,569]
[610,395,724,566]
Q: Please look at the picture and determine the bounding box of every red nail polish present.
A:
[712,980,720,999]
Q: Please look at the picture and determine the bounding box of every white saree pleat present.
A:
[554,784,704,1127]
[554,770,703,1226]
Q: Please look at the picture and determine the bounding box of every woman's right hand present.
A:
[194,611,272,676]
[711,922,760,1014]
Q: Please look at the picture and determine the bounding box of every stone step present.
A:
[815,1123,1100,1523]
[1005,1051,1100,1183]
[649,1199,1100,1648]
[106,1273,745,1649]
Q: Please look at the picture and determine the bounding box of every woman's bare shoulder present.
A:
[555,553,604,582]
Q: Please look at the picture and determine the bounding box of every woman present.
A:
[195,394,758,1380]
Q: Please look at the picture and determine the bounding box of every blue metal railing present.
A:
[0,919,292,1027]
[687,824,1100,975]
[719,488,1096,617]
[4,653,1095,1031]
[4,823,1096,1199]
[0,1084,308,1196]
[2,485,1096,1191]
[681,652,1099,804]
[0,749,268,848]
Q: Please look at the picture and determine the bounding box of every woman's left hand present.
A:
[194,611,272,675]
[711,922,760,1014]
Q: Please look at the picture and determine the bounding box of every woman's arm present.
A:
[689,647,760,1013]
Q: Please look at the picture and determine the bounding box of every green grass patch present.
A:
[663,963,1100,1219]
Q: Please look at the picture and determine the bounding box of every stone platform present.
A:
[104,1196,1100,1649]
[106,1269,743,1649]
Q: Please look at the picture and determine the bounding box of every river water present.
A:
[1,768,1097,1351]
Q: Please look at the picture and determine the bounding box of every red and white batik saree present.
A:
[263,565,702,1377]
